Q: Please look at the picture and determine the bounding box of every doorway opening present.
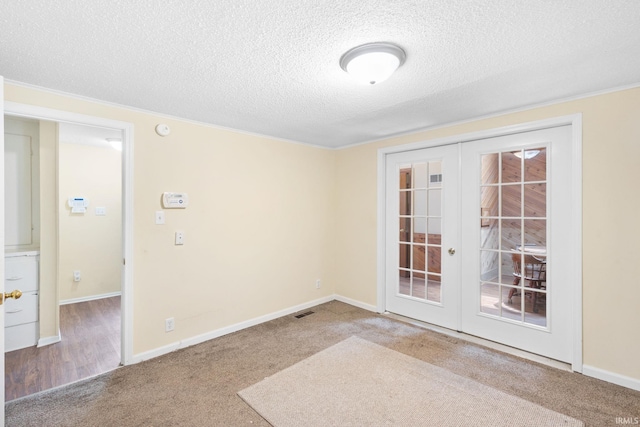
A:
[2,105,134,401]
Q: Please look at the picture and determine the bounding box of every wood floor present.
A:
[4,296,121,401]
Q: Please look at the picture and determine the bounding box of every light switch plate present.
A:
[155,211,165,224]
[175,231,184,245]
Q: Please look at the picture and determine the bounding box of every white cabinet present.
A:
[5,251,39,352]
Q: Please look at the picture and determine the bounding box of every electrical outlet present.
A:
[73,270,81,282]
[175,231,184,245]
[165,317,175,332]
[315,279,321,289]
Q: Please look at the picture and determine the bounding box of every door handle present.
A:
[1,290,22,305]
[448,248,456,255]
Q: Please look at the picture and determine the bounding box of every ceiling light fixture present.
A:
[513,149,540,159]
[340,42,406,85]
[106,138,123,151]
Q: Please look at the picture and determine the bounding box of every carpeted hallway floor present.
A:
[6,301,639,426]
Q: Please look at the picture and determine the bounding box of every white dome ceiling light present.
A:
[513,149,541,159]
[340,42,406,85]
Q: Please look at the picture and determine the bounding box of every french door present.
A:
[385,125,575,363]
[460,125,573,362]
[385,144,460,330]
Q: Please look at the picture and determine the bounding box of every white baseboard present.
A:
[60,291,122,305]
[131,295,335,363]
[583,365,640,392]
[37,331,62,347]
[128,294,640,393]
[333,294,378,312]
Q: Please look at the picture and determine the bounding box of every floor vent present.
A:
[295,311,314,319]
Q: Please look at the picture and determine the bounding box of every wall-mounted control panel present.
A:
[68,197,89,213]
[162,192,188,209]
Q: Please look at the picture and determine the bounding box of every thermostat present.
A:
[162,192,188,208]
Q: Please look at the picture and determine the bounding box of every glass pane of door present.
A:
[479,147,547,327]
[397,161,443,303]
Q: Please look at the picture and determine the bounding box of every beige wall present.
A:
[4,82,336,356]
[5,82,640,384]
[38,120,58,340]
[58,142,122,301]
[332,87,640,382]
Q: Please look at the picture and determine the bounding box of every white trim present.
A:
[338,82,640,150]
[59,291,122,306]
[121,118,135,367]
[3,101,135,367]
[376,148,387,314]
[570,115,583,373]
[583,365,640,392]
[4,79,329,150]
[132,342,181,364]
[334,294,378,313]
[6,80,640,153]
[376,114,583,372]
[131,295,335,363]
[75,290,638,393]
[1,75,5,420]
[37,331,62,347]
[377,115,580,157]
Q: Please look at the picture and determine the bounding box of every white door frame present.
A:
[1,75,6,422]
[3,101,135,368]
[377,114,582,371]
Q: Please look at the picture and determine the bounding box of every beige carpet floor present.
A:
[239,336,583,426]
[5,301,640,426]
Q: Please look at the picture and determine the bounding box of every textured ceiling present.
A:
[1,1,639,148]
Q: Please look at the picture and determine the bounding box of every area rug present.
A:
[238,336,583,427]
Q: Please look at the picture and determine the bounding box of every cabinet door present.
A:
[4,292,38,327]
[5,256,38,292]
